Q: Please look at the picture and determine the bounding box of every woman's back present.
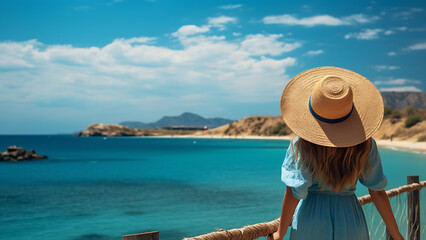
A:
[281,137,388,240]
[282,137,387,196]
[268,67,403,240]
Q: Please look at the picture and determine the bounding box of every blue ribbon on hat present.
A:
[309,96,354,124]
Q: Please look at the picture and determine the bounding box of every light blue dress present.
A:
[281,137,387,240]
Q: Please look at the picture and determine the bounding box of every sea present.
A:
[0,135,425,240]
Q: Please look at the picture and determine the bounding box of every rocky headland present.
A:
[75,123,147,137]
[75,123,204,137]
[0,146,47,162]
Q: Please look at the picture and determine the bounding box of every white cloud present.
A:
[380,86,422,92]
[263,14,342,26]
[262,13,378,27]
[346,26,407,39]
[393,8,423,19]
[394,26,407,31]
[232,32,242,37]
[375,65,400,71]
[176,35,226,47]
[240,34,301,56]
[112,37,156,44]
[388,51,397,56]
[172,25,210,37]
[304,50,324,56]
[407,42,426,50]
[0,32,299,125]
[384,30,394,35]
[208,16,237,30]
[219,4,242,10]
[172,16,238,38]
[341,14,379,24]
[345,29,383,40]
[375,78,421,85]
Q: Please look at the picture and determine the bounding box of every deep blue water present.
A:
[0,135,425,240]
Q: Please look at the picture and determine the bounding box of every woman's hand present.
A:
[266,231,282,240]
[267,187,298,240]
[369,189,404,240]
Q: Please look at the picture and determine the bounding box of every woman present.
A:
[267,67,403,240]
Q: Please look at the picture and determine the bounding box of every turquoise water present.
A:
[0,135,425,240]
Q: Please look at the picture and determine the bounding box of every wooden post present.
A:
[123,231,159,240]
[407,176,420,240]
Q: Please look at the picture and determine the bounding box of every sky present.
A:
[1,0,425,134]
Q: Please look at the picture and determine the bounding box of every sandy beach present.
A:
[156,134,293,140]
[375,139,426,154]
[153,134,426,154]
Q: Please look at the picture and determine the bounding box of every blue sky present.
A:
[1,0,425,134]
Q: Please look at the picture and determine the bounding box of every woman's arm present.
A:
[369,189,404,240]
[267,186,300,240]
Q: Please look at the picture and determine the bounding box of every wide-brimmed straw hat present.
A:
[280,66,384,147]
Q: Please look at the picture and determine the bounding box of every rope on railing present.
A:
[183,181,426,240]
[358,181,425,205]
[183,219,280,240]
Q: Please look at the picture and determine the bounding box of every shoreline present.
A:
[374,139,426,154]
[151,134,293,140]
[149,134,426,154]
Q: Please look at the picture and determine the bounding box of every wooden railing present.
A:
[123,176,424,240]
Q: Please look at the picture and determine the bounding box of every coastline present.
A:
[148,134,293,140]
[375,139,426,154]
[149,134,426,154]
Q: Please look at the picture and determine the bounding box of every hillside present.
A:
[196,115,426,142]
[195,116,291,137]
[381,92,426,109]
[373,118,426,141]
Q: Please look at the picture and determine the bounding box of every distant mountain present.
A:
[381,92,425,109]
[120,112,234,129]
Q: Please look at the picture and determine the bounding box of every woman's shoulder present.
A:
[368,137,379,157]
[370,137,378,146]
[359,137,388,190]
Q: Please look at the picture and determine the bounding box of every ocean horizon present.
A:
[0,135,425,240]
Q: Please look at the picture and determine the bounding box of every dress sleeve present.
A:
[359,138,388,191]
[281,137,312,199]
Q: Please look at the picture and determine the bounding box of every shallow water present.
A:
[0,135,425,240]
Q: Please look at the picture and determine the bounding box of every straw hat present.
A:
[280,66,384,147]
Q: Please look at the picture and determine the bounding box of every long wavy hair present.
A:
[292,137,372,192]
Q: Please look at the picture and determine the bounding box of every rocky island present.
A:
[0,146,47,162]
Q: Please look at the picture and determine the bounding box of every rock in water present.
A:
[0,146,47,162]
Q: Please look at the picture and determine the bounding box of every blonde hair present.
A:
[292,137,371,192]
